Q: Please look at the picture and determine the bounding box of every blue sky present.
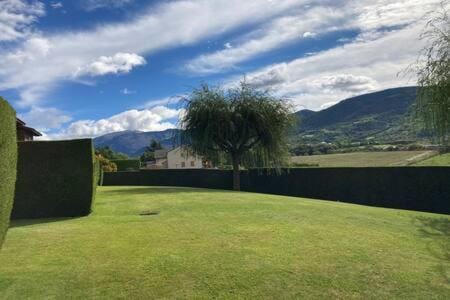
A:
[0,0,443,139]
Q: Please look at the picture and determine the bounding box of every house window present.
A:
[191,161,195,167]
[181,162,185,168]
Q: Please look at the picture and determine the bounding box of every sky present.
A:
[0,0,444,139]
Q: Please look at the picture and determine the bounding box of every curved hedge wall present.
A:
[12,139,97,219]
[103,167,450,214]
[0,98,17,247]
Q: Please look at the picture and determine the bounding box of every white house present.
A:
[167,147,205,169]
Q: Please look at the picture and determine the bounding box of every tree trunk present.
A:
[232,156,240,191]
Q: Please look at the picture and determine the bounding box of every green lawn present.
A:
[0,186,449,299]
[291,151,437,167]
[414,153,450,166]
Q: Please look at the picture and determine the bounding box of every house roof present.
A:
[16,118,26,126]
[167,146,182,154]
[16,118,42,137]
[22,126,42,137]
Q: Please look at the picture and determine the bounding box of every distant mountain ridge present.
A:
[94,129,179,157]
[94,86,425,156]
[294,86,426,143]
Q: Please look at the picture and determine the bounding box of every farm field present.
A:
[413,153,450,166]
[291,150,437,167]
[0,186,448,299]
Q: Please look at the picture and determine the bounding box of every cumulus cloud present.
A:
[18,106,72,131]
[0,0,45,41]
[75,52,146,77]
[302,31,317,38]
[47,106,183,139]
[312,74,378,93]
[247,64,290,89]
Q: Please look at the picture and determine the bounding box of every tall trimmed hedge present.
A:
[0,98,17,247]
[12,139,97,219]
[104,169,232,189]
[110,159,140,171]
[103,167,450,214]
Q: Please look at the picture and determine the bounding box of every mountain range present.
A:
[94,129,178,157]
[94,86,426,156]
[294,86,427,143]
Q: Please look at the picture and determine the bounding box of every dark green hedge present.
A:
[104,169,232,189]
[103,168,450,214]
[0,98,17,247]
[110,159,140,171]
[12,139,97,219]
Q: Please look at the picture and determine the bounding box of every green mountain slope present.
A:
[94,129,178,156]
[295,86,428,143]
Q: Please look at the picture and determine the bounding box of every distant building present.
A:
[143,146,209,169]
[167,147,205,169]
[16,118,42,141]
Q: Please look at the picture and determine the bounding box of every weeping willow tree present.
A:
[415,1,450,145]
[180,81,294,190]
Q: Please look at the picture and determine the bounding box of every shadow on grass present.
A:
[414,216,450,284]
[9,217,79,228]
[100,186,231,196]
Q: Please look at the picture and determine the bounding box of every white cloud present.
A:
[18,106,72,131]
[236,22,425,110]
[320,101,339,110]
[47,106,183,139]
[350,0,439,31]
[140,95,186,109]
[0,0,45,41]
[224,42,232,49]
[81,0,134,11]
[183,0,441,75]
[303,31,317,38]
[312,74,378,93]
[51,2,63,9]
[120,88,136,95]
[6,37,52,63]
[74,52,146,77]
[0,0,304,106]
[18,85,52,107]
[184,6,345,74]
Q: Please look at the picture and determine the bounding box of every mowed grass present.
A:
[414,153,450,166]
[0,186,449,299]
[291,150,436,167]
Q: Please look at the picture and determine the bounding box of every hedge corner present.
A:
[0,97,18,248]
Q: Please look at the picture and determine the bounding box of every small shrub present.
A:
[96,154,117,172]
